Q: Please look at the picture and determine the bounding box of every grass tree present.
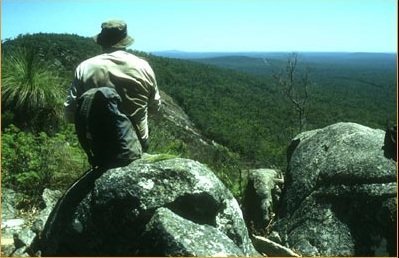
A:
[1,47,66,132]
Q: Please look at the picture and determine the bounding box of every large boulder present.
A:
[273,122,397,256]
[34,156,259,256]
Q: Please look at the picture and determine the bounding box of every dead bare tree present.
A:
[271,53,311,132]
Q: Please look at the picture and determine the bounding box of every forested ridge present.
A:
[1,33,396,205]
[149,51,396,164]
[189,53,396,126]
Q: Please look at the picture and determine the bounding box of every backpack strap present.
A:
[75,88,100,165]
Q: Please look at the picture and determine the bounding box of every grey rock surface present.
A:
[35,156,258,256]
[242,169,283,232]
[274,122,397,256]
[1,188,20,220]
[1,188,61,257]
[141,207,244,256]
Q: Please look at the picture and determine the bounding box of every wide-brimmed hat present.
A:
[93,20,134,49]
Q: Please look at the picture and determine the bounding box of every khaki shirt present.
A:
[64,50,161,141]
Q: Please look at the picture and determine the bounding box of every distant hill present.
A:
[183,52,396,128]
[187,55,271,75]
[185,52,396,74]
[151,51,300,60]
[152,50,396,60]
[151,50,243,59]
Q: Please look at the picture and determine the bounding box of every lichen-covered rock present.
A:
[35,157,258,256]
[1,188,20,220]
[274,122,397,257]
[140,207,244,256]
[242,169,283,232]
[1,188,61,257]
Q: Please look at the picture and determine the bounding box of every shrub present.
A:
[1,125,89,207]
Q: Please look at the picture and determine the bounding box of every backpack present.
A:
[75,87,142,168]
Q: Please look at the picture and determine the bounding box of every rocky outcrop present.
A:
[1,188,61,257]
[141,207,245,256]
[242,169,283,233]
[157,90,212,146]
[273,122,397,256]
[1,188,20,221]
[159,90,198,134]
[33,156,259,256]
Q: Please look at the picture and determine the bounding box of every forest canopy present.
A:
[1,33,396,204]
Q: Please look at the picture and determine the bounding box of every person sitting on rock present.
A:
[64,19,161,152]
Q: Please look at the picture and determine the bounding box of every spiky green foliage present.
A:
[1,47,66,132]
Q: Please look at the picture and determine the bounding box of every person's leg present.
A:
[31,167,107,255]
[141,138,149,152]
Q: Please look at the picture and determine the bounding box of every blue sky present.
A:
[1,0,397,53]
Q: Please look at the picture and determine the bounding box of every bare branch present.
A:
[272,52,311,132]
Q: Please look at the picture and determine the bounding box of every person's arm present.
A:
[146,66,162,114]
[64,79,79,123]
[148,83,161,114]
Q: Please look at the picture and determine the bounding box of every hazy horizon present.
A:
[151,49,397,54]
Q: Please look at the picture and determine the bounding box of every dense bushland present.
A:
[1,33,396,207]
